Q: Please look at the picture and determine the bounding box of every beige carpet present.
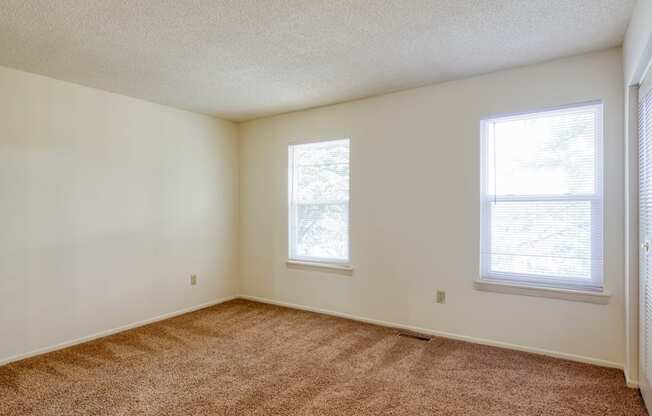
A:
[0,299,646,415]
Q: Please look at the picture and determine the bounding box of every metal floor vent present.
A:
[397,331,431,341]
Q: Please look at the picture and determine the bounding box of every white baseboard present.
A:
[625,369,640,389]
[2,293,632,389]
[0,295,238,367]
[239,294,624,371]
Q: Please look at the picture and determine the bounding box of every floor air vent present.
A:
[397,331,431,341]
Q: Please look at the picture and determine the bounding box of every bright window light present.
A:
[480,102,603,291]
[288,138,350,264]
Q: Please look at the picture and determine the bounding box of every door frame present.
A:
[627,33,652,405]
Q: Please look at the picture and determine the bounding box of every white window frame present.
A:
[479,101,604,292]
[288,137,351,267]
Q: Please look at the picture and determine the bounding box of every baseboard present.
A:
[239,294,624,370]
[2,293,629,381]
[0,295,238,367]
[625,368,640,389]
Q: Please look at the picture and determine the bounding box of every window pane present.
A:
[295,202,348,260]
[293,139,349,168]
[294,163,349,203]
[289,139,350,263]
[481,103,603,288]
[489,200,592,280]
[489,107,596,196]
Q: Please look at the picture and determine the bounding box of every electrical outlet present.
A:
[436,290,446,304]
[190,274,197,286]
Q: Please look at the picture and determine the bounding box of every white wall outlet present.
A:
[190,274,197,286]
[436,290,446,304]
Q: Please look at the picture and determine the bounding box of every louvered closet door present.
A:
[640,70,652,407]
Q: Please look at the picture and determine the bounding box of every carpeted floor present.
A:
[0,299,647,415]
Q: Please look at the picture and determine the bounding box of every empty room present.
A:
[1,0,652,415]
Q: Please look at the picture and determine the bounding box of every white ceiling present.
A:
[0,1,636,121]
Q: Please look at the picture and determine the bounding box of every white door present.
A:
[640,69,652,407]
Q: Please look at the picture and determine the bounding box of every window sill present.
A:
[473,279,610,304]
[286,260,353,275]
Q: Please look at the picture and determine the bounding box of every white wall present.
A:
[239,48,626,366]
[0,66,239,364]
[622,0,652,386]
[624,0,652,86]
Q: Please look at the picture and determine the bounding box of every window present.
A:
[480,102,603,291]
[288,138,350,265]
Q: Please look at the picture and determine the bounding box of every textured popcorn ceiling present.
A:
[0,1,636,121]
